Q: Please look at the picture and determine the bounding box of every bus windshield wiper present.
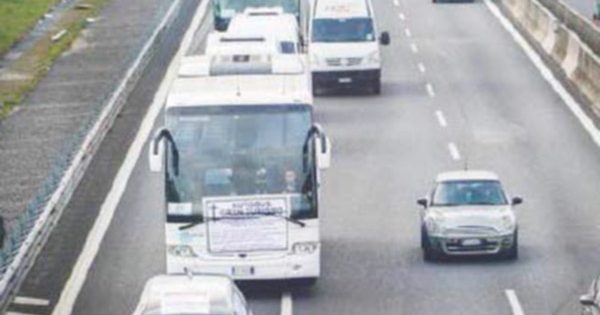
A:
[179,214,305,230]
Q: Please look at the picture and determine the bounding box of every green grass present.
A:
[0,0,59,55]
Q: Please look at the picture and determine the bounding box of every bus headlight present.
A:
[293,242,318,255]
[168,245,198,257]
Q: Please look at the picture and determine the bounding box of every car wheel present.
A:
[505,230,519,260]
[422,229,438,262]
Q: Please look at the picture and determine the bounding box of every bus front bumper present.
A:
[166,251,320,280]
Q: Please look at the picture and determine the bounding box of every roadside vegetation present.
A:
[0,0,110,118]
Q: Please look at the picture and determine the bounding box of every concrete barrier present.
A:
[497,0,600,116]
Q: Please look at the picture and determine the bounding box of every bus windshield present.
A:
[311,18,376,43]
[214,0,299,16]
[165,105,317,222]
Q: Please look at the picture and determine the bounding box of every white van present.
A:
[308,0,390,94]
[228,7,301,54]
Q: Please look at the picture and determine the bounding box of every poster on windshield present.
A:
[204,195,290,253]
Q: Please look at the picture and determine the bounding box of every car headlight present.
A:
[168,245,197,257]
[293,242,318,255]
[367,50,381,63]
[425,218,442,235]
[501,215,516,234]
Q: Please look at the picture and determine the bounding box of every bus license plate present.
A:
[338,77,352,83]
[232,266,254,276]
[461,239,482,246]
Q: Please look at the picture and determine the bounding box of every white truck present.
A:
[149,48,331,284]
[308,0,390,94]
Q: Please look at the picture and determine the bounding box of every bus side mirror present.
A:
[380,31,391,46]
[149,128,165,173]
[317,135,331,170]
[580,294,596,306]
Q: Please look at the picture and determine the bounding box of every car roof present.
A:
[228,11,298,41]
[435,170,500,183]
[140,274,234,314]
[314,0,370,19]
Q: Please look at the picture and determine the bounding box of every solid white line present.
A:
[418,62,426,73]
[399,12,406,20]
[410,43,419,53]
[50,2,209,315]
[448,142,461,160]
[505,290,525,315]
[405,28,412,37]
[435,110,448,127]
[7,312,39,315]
[484,0,600,147]
[426,83,436,97]
[281,292,293,315]
[13,297,49,306]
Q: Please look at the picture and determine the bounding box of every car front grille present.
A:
[325,57,363,66]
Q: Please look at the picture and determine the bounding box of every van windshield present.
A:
[312,18,375,43]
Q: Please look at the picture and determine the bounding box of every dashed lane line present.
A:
[435,110,448,127]
[405,28,412,37]
[281,292,293,315]
[505,290,525,315]
[426,83,436,97]
[448,142,461,160]
[410,43,419,53]
[394,0,400,6]
[399,13,406,20]
[418,62,426,73]
[13,297,49,307]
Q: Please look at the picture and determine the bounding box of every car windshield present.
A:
[311,18,375,43]
[432,180,508,206]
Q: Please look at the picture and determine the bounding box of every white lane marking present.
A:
[411,43,419,53]
[505,290,525,315]
[7,312,39,315]
[50,1,210,315]
[281,292,293,315]
[426,83,436,97]
[13,297,50,306]
[448,142,461,160]
[435,110,448,127]
[399,12,406,20]
[418,62,426,73]
[394,0,400,6]
[484,0,600,147]
[405,28,412,37]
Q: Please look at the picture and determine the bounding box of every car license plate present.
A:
[232,266,254,276]
[461,239,482,246]
[338,77,352,83]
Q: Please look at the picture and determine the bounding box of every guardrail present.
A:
[0,0,182,312]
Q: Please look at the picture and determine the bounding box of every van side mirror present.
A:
[380,31,391,46]
[580,294,596,306]
[511,197,523,206]
[417,198,428,208]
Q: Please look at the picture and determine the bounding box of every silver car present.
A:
[417,170,523,261]
[132,273,253,315]
[580,276,600,315]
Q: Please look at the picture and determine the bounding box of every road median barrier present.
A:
[496,0,600,117]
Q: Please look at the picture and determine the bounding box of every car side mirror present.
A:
[149,128,166,172]
[417,198,428,208]
[511,197,523,206]
[580,294,596,306]
[379,31,390,46]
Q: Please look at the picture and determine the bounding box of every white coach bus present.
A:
[148,50,331,284]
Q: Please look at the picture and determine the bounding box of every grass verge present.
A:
[0,0,59,56]
[0,0,111,118]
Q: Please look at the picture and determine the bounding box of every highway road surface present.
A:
[7,0,600,314]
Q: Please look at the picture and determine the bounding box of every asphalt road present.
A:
[10,0,600,314]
